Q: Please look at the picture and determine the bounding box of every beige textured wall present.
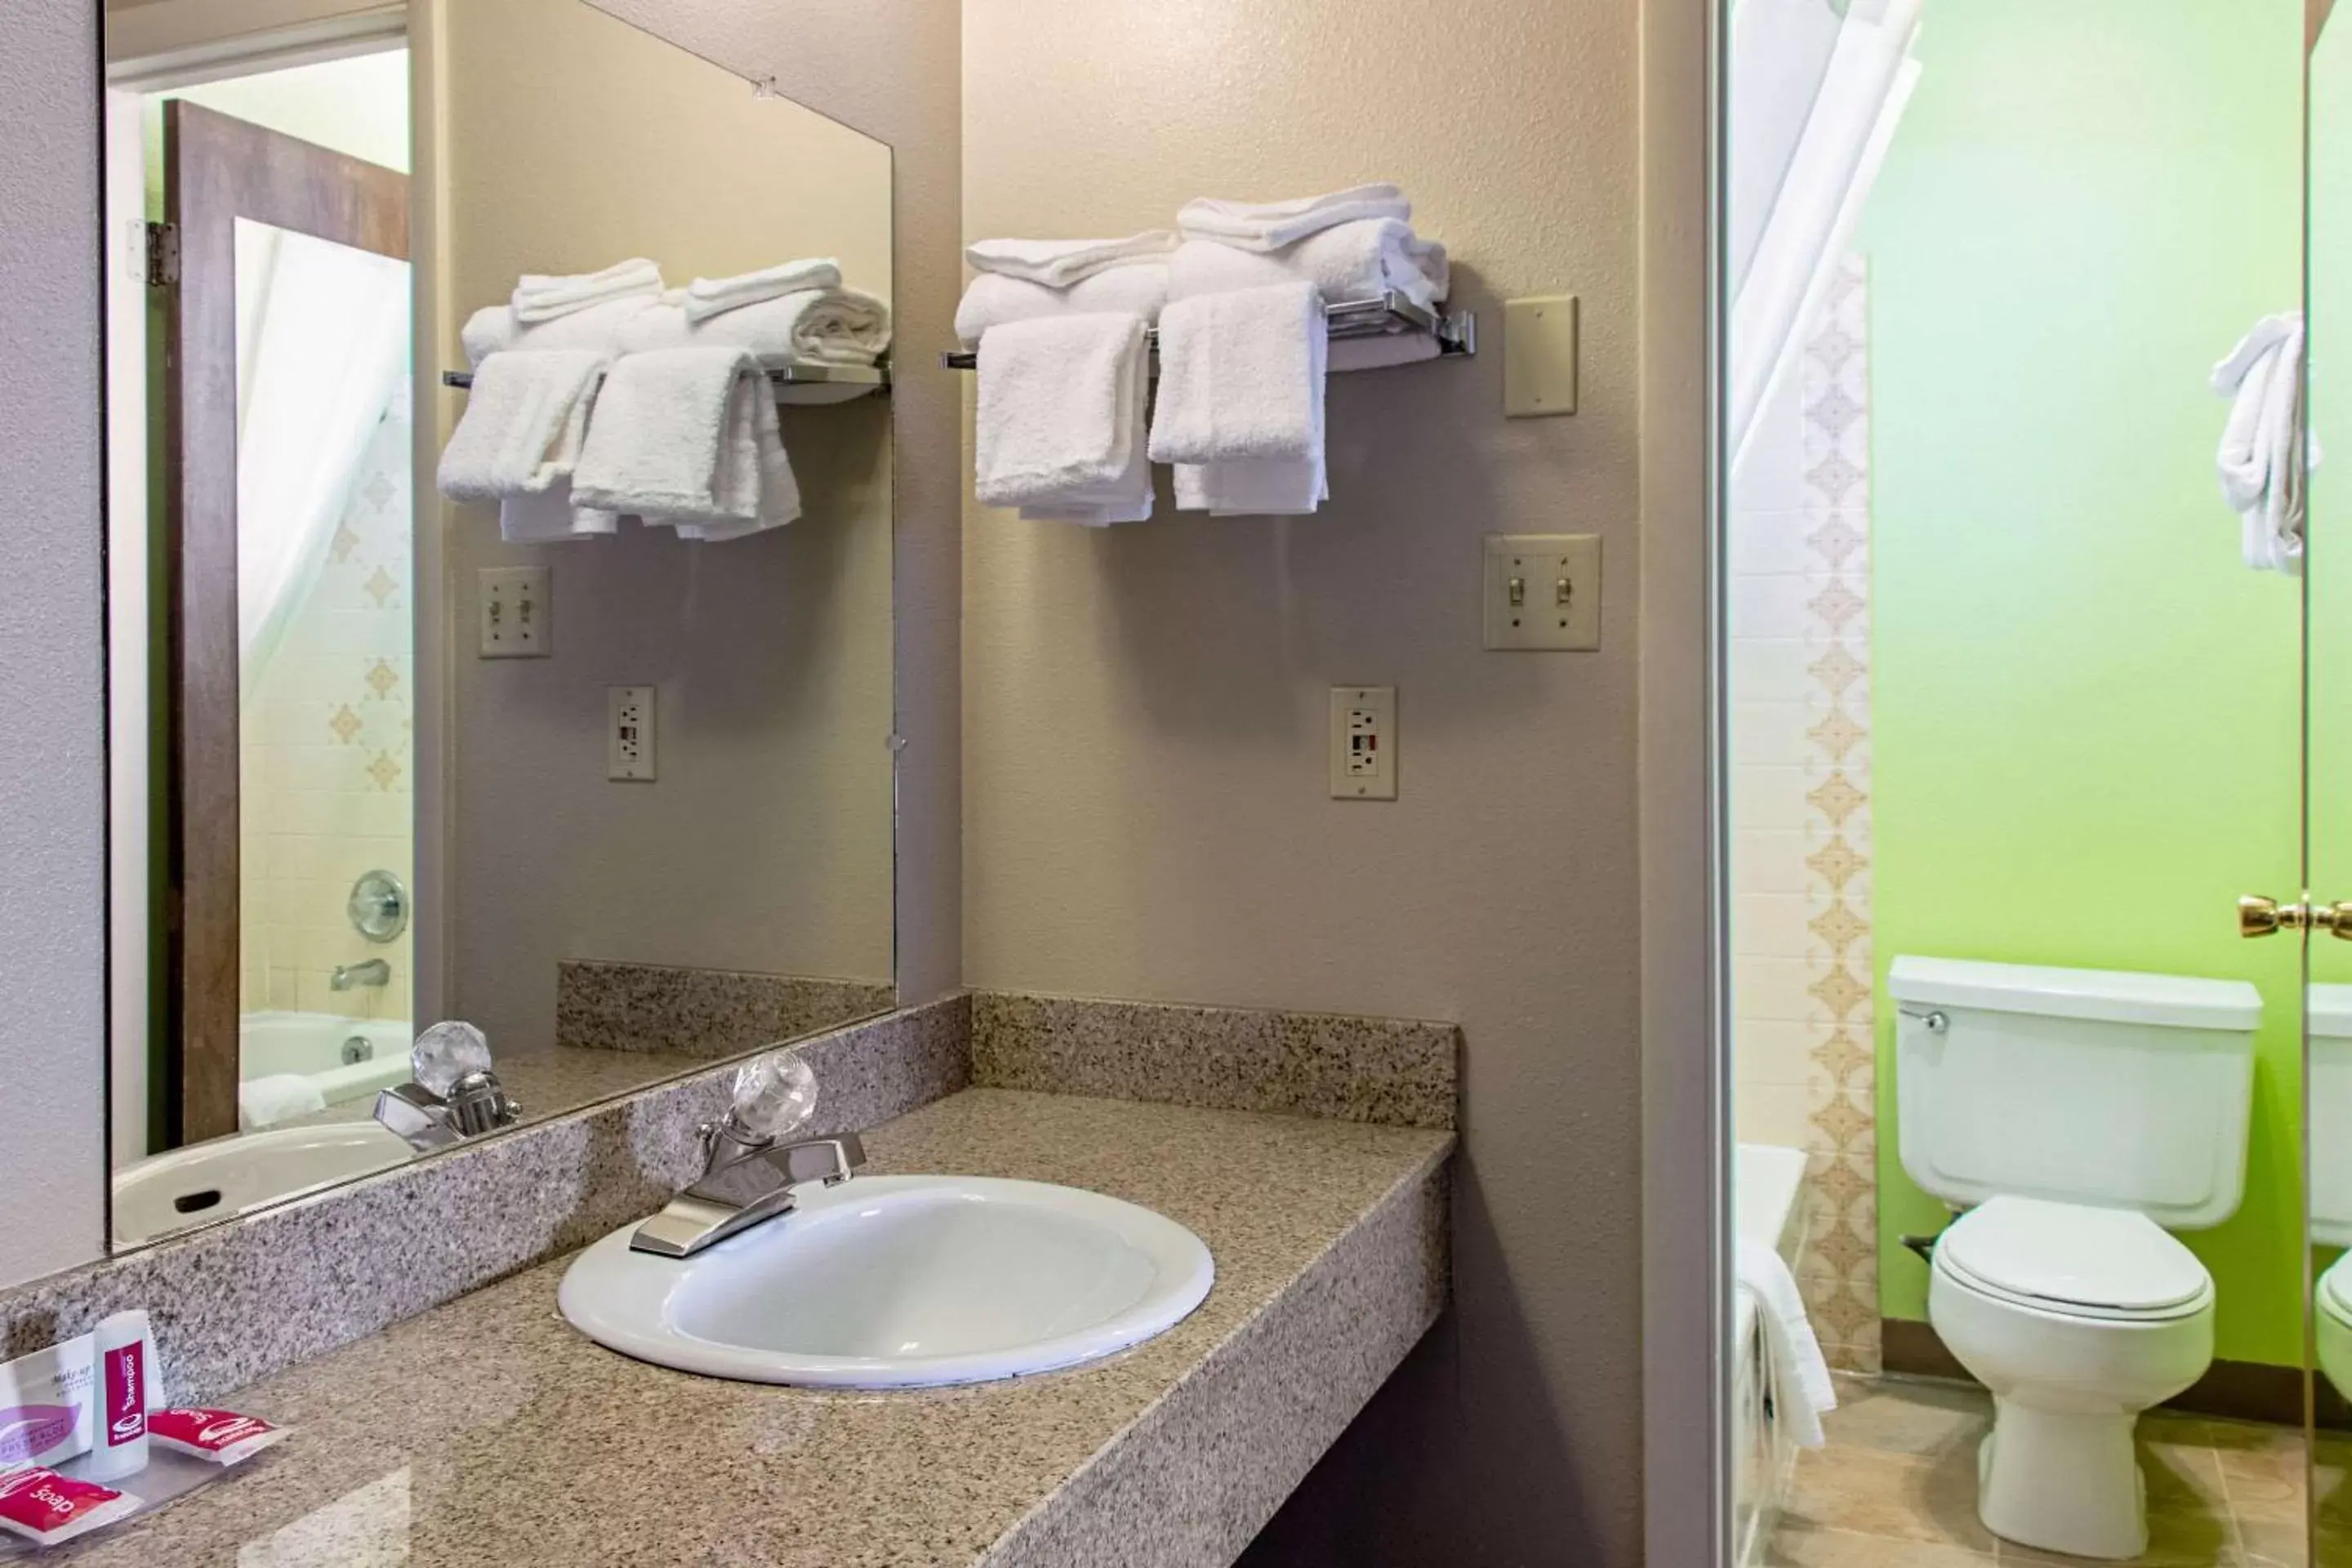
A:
[961,2,1645,1560]
[436,0,898,1053]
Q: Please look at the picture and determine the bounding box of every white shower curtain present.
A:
[1727,0,1923,479]
[234,218,410,702]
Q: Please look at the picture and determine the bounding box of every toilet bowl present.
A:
[1929,1196,2216,1560]
[2319,1254,2352,1405]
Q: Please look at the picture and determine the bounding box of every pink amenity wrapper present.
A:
[0,1466,140,1547]
[145,1408,288,1466]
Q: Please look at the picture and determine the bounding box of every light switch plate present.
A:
[1503,295,1579,418]
[479,566,551,657]
[1484,534,1601,650]
[608,686,656,781]
[1329,687,1397,800]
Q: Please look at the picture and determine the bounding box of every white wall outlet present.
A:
[1329,687,1397,800]
[479,565,551,657]
[608,686,656,781]
[1503,295,1579,417]
[1483,533,1601,651]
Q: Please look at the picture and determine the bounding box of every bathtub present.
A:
[240,1010,414,1117]
[1732,1142,1811,1568]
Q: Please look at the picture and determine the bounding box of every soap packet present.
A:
[0,1466,140,1548]
[146,1409,290,1467]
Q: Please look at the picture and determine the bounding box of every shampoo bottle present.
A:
[83,1311,150,1481]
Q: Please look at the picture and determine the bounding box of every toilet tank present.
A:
[1890,956,2260,1229]
[2310,984,2352,1246]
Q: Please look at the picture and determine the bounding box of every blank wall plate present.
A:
[1503,295,1579,418]
[1329,687,1397,800]
[479,565,550,657]
[608,686,656,781]
[1484,534,1601,651]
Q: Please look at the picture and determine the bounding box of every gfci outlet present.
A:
[1329,687,1396,800]
[479,566,551,657]
[1483,533,1601,651]
[608,686,656,781]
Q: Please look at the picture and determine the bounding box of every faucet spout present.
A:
[630,1134,866,1258]
[331,958,391,991]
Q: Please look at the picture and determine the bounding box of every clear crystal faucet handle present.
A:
[727,1053,817,1143]
[411,1022,493,1098]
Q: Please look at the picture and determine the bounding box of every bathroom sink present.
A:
[558,1174,1215,1388]
[112,1120,414,1246]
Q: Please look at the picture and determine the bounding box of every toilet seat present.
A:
[1936,1196,2212,1323]
[2322,1254,2352,1328]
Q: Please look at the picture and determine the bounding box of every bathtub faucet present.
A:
[331,959,390,991]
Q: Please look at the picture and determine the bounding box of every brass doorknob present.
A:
[2239,894,2352,939]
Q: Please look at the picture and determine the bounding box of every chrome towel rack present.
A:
[440,361,890,394]
[937,291,1476,371]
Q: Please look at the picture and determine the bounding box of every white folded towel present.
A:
[238,1073,325,1131]
[573,347,801,535]
[1152,282,1327,518]
[461,295,660,368]
[2212,311,2311,576]
[683,257,843,323]
[620,287,893,367]
[1735,1236,1837,1449]
[498,479,620,544]
[512,257,664,323]
[975,313,1153,524]
[1177,183,1413,252]
[1169,220,1450,314]
[966,231,1180,287]
[955,265,1171,348]
[436,350,608,503]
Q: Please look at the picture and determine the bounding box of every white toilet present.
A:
[2308,984,2352,1404]
[1890,956,2260,1561]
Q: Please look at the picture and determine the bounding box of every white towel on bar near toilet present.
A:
[682,257,844,323]
[497,479,620,545]
[965,231,1180,287]
[974,313,1153,524]
[2212,311,2311,576]
[1151,281,1327,516]
[461,296,661,368]
[238,1074,326,1131]
[511,257,664,323]
[572,347,801,536]
[954,265,1172,347]
[1169,221,1450,314]
[621,288,894,367]
[1736,1236,1837,1450]
[1177,183,1413,252]
[436,350,608,503]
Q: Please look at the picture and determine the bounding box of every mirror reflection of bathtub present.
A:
[237,1011,415,1128]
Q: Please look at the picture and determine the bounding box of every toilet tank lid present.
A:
[1886,956,2261,1032]
[2311,982,2352,1039]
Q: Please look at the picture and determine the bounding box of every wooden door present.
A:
[160,101,409,1144]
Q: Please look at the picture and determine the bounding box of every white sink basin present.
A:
[558,1174,1215,1388]
[113,1120,414,1246]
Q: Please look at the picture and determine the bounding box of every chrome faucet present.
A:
[331,958,390,991]
[630,1053,864,1258]
[372,1021,523,1152]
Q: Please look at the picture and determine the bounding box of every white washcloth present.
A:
[238,1074,325,1131]
[436,350,608,503]
[683,257,843,323]
[498,479,620,544]
[974,312,1152,523]
[1152,282,1327,517]
[573,348,800,534]
[512,257,664,323]
[955,265,1171,348]
[1177,183,1413,252]
[461,295,660,368]
[1168,221,1450,315]
[1735,1236,1837,1450]
[965,231,1179,287]
[621,287,893,367]
[2212,312,2311,576]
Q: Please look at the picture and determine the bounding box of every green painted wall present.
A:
[1864,0,2307,1366]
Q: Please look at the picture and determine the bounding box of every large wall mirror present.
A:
[93,0,897,1254]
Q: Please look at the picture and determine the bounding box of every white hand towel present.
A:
[621,287,893,367]
[955,265,1171,348]
[1168,221,1450,315]
[965,231,1180,287]
[683,257,843,323]
[436,350,608,503]
[974,312,1152,523]
[512,257,663,323]
[1152,282,1328,517]
[573,347,801,534]
[461,296,660,368]
[1177,183,1413,252]
[2212,311,2311,575]
[1735,1236,1837,1449]
[238,1073,325,1131]
[498,480,621,544]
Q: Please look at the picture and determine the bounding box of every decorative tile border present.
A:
[555,959,893,1058]
[972,991,1459,1130]
[0,997,968,1405]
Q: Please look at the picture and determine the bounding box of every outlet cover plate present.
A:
[608,686,656,782]
[1329,686,1397,800]
[1484,534,1601,651]
[479,566,551,657]
[1503,295,1579,418]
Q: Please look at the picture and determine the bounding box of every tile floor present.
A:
[1766,1374,2352,1567]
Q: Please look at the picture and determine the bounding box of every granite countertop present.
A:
[58,1088,1452,1568]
